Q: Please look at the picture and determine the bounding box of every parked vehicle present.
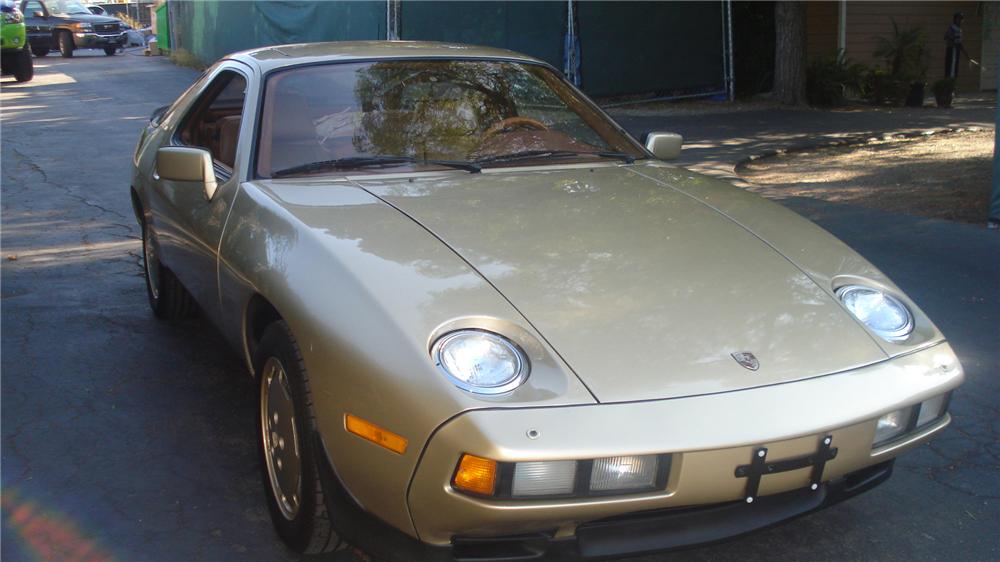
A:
[1,0,32,81]
[84,3,103,16]
[21,0,126,57]
[131,41,964,561]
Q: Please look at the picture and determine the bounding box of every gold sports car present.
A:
[131,42,964,560]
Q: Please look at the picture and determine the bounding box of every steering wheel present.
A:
[483,116,549,138]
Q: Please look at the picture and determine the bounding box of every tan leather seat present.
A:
[216,115,241,169]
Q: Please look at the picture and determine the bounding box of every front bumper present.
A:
[408,342,962,546]
[454,460,896,560]
[72,31,125,49]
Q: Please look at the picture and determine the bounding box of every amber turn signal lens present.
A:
[453,453,497,496]
[345,414,408,454]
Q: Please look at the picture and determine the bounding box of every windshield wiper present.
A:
[272,155,480,178]
[474,150,636,166]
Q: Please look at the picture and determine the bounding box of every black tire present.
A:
[255,320,346,555]
[58,31,73,58]
[141,219,196,320]
[31,46,48,57]
[103,46,116,56]
[14,48,33,82]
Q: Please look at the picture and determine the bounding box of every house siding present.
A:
[807,1,987,92]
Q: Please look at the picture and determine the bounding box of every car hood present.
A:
[57,13,121,24]
[344,163,887,403]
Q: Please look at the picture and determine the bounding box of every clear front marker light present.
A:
[873,406,914,446]
[512,461,576,497]
[836,285,914,342]
[590,455,659,492]
[916,394,949,428]
[433,330,529,394]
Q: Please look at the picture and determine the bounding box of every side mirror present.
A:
[644,132,683,161]
[33,10,45,17]
[156,147,218,200]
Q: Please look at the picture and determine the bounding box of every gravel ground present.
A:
[737,130,996,225]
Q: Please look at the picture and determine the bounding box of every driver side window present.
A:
[177,70,247,173]
[24,1,46,16]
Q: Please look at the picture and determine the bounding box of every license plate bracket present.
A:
[734,434,837,503]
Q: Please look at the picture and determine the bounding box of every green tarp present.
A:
[167,0,725,97]
[168,1,385,65]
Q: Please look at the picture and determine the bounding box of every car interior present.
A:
[178,71,246,172]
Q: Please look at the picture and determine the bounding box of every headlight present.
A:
[3,8,23,24]
[836,285,913,341]
[72,22,92,31]
[432,330,528,394]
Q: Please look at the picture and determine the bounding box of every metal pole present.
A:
[727,0,734,100]
[386,0,400,40]
[838,0,847,54]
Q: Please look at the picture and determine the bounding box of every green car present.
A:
[1,0,33,82]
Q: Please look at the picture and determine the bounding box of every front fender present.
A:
[217,180,596,538]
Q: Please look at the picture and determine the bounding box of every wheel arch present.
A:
[243,292,283,376]
[129,186,143,225]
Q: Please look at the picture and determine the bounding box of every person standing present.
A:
[944,12,973,79]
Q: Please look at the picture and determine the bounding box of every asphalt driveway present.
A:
[2,52,998,561]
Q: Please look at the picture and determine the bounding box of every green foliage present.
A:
[872,18,929,84]
[806,51,868,106]
[860,19,929,106]
[864,68,910,105]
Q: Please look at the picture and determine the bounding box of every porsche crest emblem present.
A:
[732,352,759,371]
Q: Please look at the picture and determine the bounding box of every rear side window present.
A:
[177,70,247,171]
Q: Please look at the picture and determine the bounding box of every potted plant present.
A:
[872,19,928,107]
[933,78,956,108]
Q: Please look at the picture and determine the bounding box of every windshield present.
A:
[47,0,91,15]
[256,60,645,177]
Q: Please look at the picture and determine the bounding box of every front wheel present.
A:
[14,48,33,82]
[256,321,346,555]
[103,46,117,56]
[58,31,73,58]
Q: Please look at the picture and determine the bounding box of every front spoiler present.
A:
[318,446,893,561]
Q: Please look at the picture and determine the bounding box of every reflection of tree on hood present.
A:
[351,61,523,160]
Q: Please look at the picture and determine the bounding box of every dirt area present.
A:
[738,129,995,224]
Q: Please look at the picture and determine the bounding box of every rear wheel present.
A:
[13,48,33,82]
[103,46,117,56]
[141,219,196,320]
[58,31,73,58]
[256,321,346,555]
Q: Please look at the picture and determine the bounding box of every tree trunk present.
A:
[773,1,807,105]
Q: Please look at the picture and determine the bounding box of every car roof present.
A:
[227,40,550,73]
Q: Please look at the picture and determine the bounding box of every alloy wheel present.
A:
[260,357,302,521]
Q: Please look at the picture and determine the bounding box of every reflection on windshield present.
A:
[48,0,90,15]
[257,60,644,177]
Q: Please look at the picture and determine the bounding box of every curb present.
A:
[733,125,990,175]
